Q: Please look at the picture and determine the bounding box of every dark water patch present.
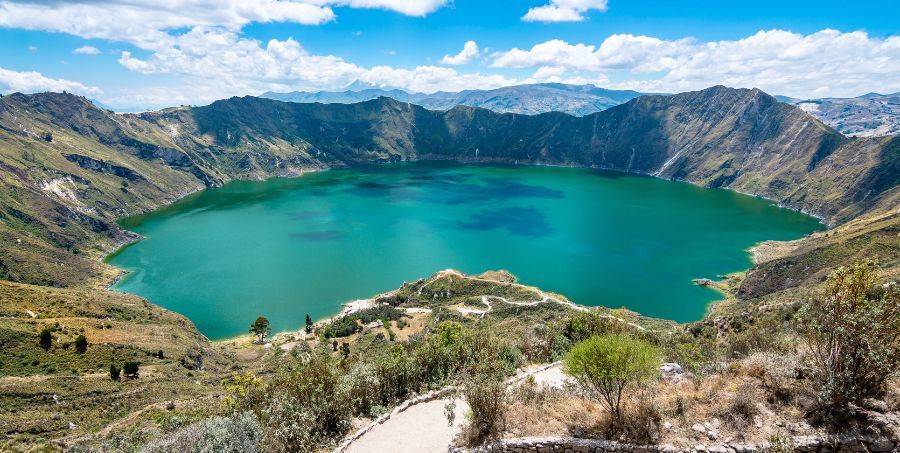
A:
[455,207,555,237]
[426,178,565,205]
[290,230,345,241]
[287,209,331,221]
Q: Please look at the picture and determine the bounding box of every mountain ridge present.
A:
[0,86,897,289]
[261,82,647,116]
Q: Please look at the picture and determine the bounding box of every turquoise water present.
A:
[108,162,822,339]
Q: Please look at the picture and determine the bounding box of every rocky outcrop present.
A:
[64,154,144,181]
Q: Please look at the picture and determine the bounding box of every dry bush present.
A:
[614,391,662,444]
[886,378,900,412]
[504,387,603,439]
[742,352,802,406]
[656,379,700,421]
[716,382,760,432]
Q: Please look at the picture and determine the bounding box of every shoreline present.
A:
[96,159,828,341]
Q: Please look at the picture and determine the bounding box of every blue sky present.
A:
[1,0,898,110]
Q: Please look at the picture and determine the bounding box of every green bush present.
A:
[39,328,52,350]
[109,364,121,381]
[143,411,262,453]
[796,260,900,424]
[457,345,509,446]
[123,361,139,378]
[563,334,660,423]
[262,353,352,451]
[74,335,88,354]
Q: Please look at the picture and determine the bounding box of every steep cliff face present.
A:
[0,86,896,288]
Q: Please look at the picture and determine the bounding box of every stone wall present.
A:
[448,436,898,453]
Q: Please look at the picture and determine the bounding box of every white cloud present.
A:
[0,0,449,50]
[108,28,513,107]
[492,30,900,98]
[72,45,101,55]
[441,41,479,65]
[522,0,608,23]
[27,45,37,52]
[491,39,600,70]
[0,66,102,95]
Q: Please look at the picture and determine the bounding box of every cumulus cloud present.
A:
[522,0,608,23]
[109,28,513,106]
[0,66,102,95]
[441,41,480,65]
[0,0,449,50]
[492,30,900,98]
[72,45,100,55]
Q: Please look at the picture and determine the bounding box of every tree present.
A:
[110,363,121,380]
[74,334,88,354]
[305,313,313,334]
[563,334,660,424]
[123,361,140,378]
[332,340,338,352]
[796,260,900,423]
[340,342,350,359]
[157,350,164,359]
[249,316,271,343]
[39,328,53,350]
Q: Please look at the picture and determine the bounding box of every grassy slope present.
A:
[0,280,238,448]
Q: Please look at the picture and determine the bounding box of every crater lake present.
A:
[107,162,823,339]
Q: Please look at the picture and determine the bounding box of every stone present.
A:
[869,440,895,452]
[708,431,718,441]
[692,423,707,434]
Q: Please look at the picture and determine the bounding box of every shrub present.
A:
[222,372,265,411]
[39,328,52,350]
[668,340,717,377]
[559,312,627,343]
[563,334,661,424]
[322,316,360,339]
[262,353,352,451]
[143,411,262,453]
[458,361,507,446]
[74,335,88,354]
[796,260,900,423]
[110,364,121,380]
[718,382,759,431]
[123,361,140,378]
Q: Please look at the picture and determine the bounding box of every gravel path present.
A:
[342,363,567,453]
[345,397,468,453]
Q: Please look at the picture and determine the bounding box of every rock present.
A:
[661,363,683,374]
[869,440,895,452]
[708,431,718,441]
[664,421,673,431]
[692,423,707,434]
[862,398,889,413]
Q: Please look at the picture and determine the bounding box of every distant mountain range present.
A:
[265,83,900,138]
[776,93,900,137]
[262,83,647,117]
